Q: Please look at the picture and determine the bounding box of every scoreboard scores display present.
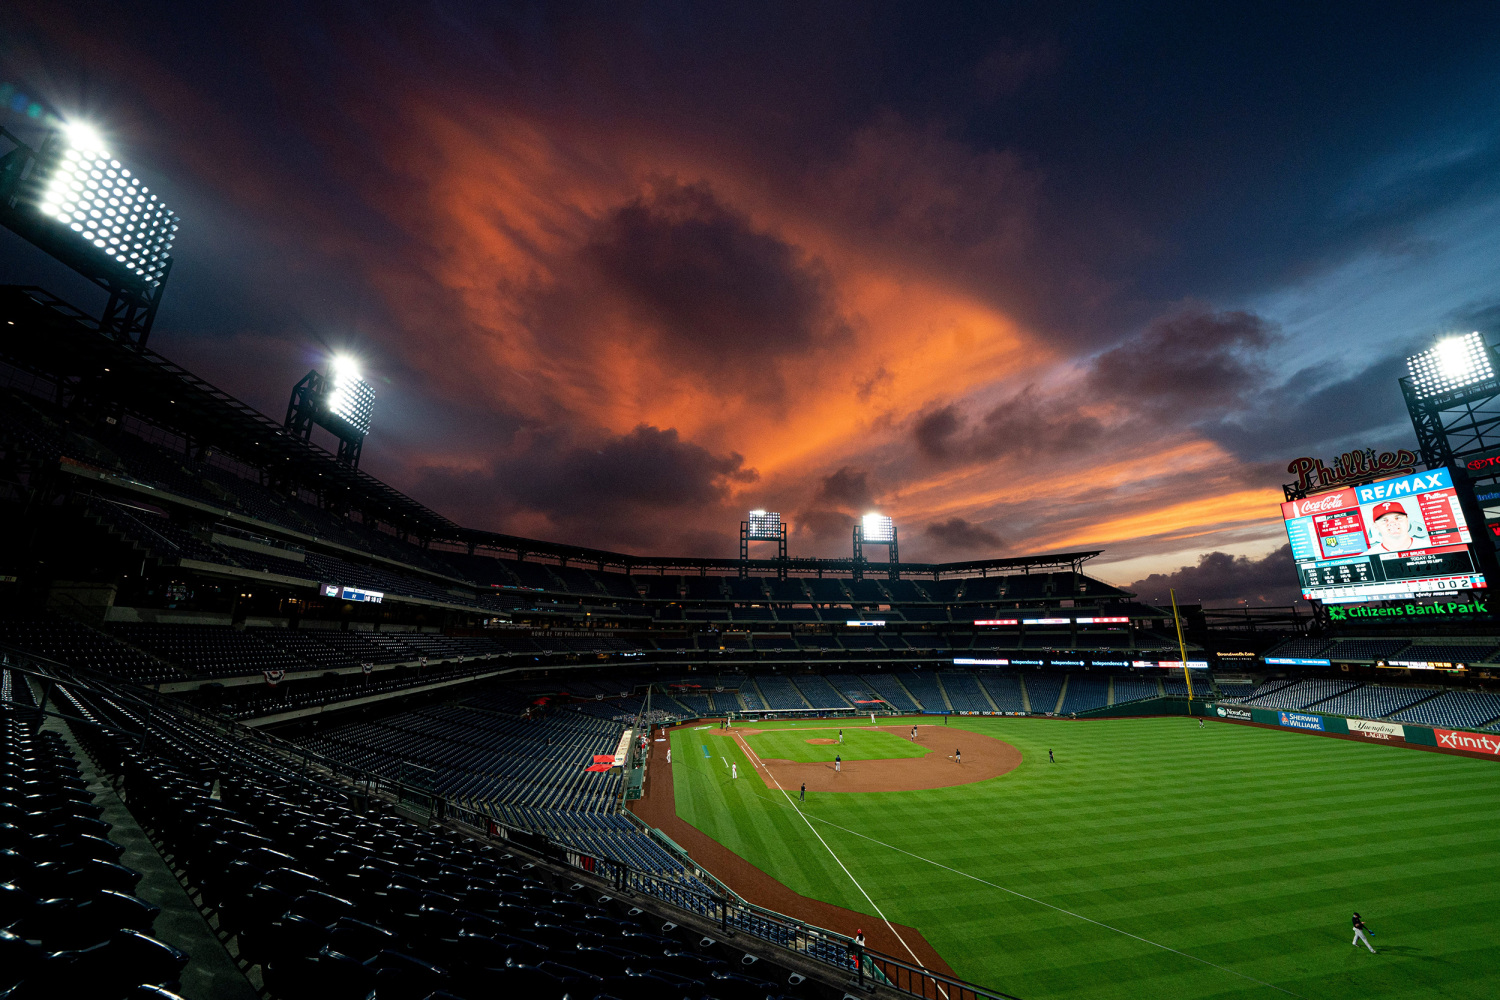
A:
[1282,468,1487,603]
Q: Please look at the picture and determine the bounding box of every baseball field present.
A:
[659,715,1500,999]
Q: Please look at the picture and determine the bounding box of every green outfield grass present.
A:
[668,716,1500,1000]
[741,726,928,763]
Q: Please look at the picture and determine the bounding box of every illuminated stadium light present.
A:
[746,509,782,540]
[33,120,179,287]
[861,513,895,543]
[325,355,376,437]
[1406,332,1495,400]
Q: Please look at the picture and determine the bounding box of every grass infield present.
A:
[741,726,930,763]
[669,715,1500,1000]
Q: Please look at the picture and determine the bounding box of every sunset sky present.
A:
[4,4,1500,605]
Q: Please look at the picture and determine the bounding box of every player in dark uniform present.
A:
[799,782,806,801]
[1048,749,1055,763]
[1351,912,1375,953]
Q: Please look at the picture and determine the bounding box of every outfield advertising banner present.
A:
[1325,599,1491,622]
[1279,711,1326,731]
[1433,728,1500,756]
[1347,719,1405,742]
[1215,706,1253,721]
[1281,468,1487,603]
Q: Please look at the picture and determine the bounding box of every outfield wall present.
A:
[1196,700,1500,761]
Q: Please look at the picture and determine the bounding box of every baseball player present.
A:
[1367,501,1417,553]
[955,748,961,764]
[666,747,671,764]
[835,753,841,772]
[838,729,844,744]
[1352,913,1375,953]
[911,725,918,742]
[799,782,806,801]
[731,762,737,779]
[1048,749,1055,763]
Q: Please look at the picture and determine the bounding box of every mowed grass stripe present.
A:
[668,716,1500,999]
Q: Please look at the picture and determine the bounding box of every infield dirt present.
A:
[630,721,961,974]
[738,724,1022,793]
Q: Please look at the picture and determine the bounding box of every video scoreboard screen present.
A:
[1281,468,1486,604]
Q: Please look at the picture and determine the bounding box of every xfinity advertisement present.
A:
[1281,468,1487,603]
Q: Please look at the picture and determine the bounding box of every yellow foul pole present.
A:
[1170,588,1194,702]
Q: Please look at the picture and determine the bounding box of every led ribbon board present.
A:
[1281,467,1486,604]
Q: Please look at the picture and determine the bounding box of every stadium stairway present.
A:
[38,694,261,1000]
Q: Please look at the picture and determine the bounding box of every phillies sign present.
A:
[1287,449,1418,493]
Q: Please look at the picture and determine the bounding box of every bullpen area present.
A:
[638,715,1500,1000]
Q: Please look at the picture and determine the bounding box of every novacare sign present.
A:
[1433,728,1500,756]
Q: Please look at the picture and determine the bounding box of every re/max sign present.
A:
[1327,600,1488,620]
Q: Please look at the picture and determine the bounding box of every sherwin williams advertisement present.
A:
[1278,711,1325,731]
[1281,468,1486,604]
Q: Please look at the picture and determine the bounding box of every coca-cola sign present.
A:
[1281,488,1357,520]
[1287,449,1418,493]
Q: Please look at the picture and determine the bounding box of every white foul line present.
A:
[732,733,944,994]
[750,789,1306,999]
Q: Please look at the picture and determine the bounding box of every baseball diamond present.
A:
[641,713,1500,1000]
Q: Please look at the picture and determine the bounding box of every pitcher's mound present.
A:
[805,738,837,745]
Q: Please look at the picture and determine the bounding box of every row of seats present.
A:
[1,681,191,999]
[53,674,849,1000]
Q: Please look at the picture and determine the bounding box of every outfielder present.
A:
[1352,913,1375,953]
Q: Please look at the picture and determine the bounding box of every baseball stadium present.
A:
[4,24,1500,1000]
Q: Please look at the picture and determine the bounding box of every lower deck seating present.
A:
[859,673,919,712]
[48,678,850,1000]
[978,673,1024,711]
[1,689,189,998]
[1024,673,1064,714]
[1060,676,1109,713]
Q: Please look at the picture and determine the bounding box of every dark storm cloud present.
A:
[1086,307,1278,412]
[1204,352,1414,465]
[1126,545,1299,607]
[412,424,755,548]
[584,181,846,371]
[814,467,876,509]
[923,517,1005,554]
[910,391,1101,465]
[798,466,877,542]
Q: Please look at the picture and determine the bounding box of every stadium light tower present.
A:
[1401,332,1500,468]
[0,121,179,347]
[285,353,377,468]
[852,512,899,581]
[739,510,788,580]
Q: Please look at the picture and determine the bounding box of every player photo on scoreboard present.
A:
[1360,499,1429,554]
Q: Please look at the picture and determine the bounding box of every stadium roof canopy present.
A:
[1,284,1101,580]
